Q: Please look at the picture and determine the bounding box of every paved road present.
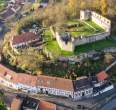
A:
[1,84,116,110]
[100,98,116,110]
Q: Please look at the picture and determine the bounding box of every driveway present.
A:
[0,85,116,110]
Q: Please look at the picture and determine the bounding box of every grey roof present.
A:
[21,97,39,110]
[73,77,94,91]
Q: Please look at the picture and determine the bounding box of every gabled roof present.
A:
[39,100,56,110]
[96,71,108,81]
[0,64,108,92]
[0,8,15,19]
[11,97,56,110]
[73,77,93,91]
[0,64,38,87]
[12,32,38,45]
[11,97,22,110]
[22,97,39,109]
[37,75,74,91]
[0,64,73,91]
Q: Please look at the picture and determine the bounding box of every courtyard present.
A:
[43,28,116,57]
[64,20,104,37]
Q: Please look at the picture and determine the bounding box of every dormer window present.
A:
[5,74,12,80]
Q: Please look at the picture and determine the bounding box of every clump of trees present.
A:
[0,92,7,110]
[101,0,108,16]
[41,3,68,28]
[15,15,41,34]
[67,0,78,18]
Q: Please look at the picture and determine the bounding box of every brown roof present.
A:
[39,100,56,110]
[0,64,18,83]
[37,75,74,91]
[16,73,38,86]
[1,64,110,92]
[0,64,73,91]
[12,32,38,45]
[0,64,37,86]
[11,97,22,110]
[96,71,108,81]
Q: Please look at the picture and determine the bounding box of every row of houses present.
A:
[0,64,114,100]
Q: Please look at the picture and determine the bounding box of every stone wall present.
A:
[54,10,111,52]
[55,32,110,52]
[55,32,74,51]
[73,32,110,46]
[91,11,111,32]
[80,10,111,32]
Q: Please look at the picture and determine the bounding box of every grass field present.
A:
[65,20,104,37]
[43,30,73,57]
[74,38,116,54]
[43,20,115,57]
[43,29,116,57]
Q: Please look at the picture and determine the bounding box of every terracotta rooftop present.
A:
[0,64,108,92]
[37,75,74,91]
[0,64,73,91]
[11,97,22,110]
[39,100,56,110]
[0,64,38,86]
[96,71,108,81]
[12,32,39,45]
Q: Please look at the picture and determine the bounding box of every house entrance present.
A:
[82,92,85,96]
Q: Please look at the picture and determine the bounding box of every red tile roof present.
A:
[0,64,73,91]
[1,64,107,92]
[37,75,74,91]
[11,97,22,110]
[0,64,37,86]
[96,71,108,81]
[39,100,56,110]
[12,32,38,45]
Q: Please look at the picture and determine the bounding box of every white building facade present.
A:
[0,64,114,100]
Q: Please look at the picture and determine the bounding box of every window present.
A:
[78,92,82,96]
[82,92,85,96]
[86,90,88,94]
[45,91,48,94]
[40,88,43,93]
[89,89,92,93]
[69,95,72,98]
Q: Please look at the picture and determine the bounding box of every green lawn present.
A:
[43,30,73,57]
[74,38,116,54]
[43,29,116,57]
[65,20,104,37]
[86,21,104,32]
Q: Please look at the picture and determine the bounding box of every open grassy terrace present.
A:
[43,29,116,57]
[43,30,73,57]
[65,20,104,37]
[74,38,116,54]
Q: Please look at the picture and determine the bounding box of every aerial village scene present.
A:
[0,0,116,110]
